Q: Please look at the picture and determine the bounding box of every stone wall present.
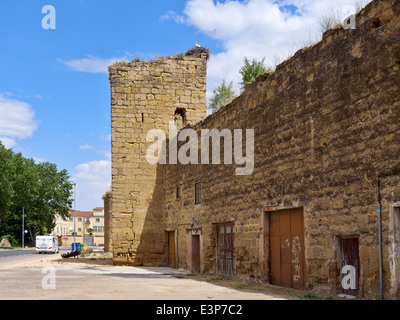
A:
[163,0,400,298]
[109,0,400,298]
[109,54,207,266]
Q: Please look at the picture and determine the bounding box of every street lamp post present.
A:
[72,182,77,244]
[21,208,28,248]
[22,207,24,248]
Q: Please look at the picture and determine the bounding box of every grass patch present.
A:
[302,294,320,300]
[206,276,231,283]
[232,284,248,290]
[79,252,112,259]
[186,274,322,300]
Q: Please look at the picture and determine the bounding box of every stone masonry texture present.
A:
[109,0,400,299]
[109,54,207,266]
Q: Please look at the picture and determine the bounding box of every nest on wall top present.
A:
[185,46,210,60]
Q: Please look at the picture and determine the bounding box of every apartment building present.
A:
[53,207,105,245]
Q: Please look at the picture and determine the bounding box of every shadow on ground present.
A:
[57,254,338,300]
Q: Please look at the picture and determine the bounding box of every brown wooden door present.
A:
[168,231,176,268]
[217,223,236,275]
[270,208,305,289]
[340,238,360,296]
[191,235,200,273]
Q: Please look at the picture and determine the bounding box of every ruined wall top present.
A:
[192,0,400,129]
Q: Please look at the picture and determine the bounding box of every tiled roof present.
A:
[69,209,93,217]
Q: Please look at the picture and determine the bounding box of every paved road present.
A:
[0,248,63,270]
[0,247,103,269]
[0,247,74,260]
[0,250,288,301]
[0,248,36,257]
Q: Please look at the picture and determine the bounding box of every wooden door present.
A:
[167,231,176,268]
[217,223,236,275]
[191,235,201,273]
[270,208,305,289]
[340,238,360,296]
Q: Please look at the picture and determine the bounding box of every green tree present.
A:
[11,153,39,215]
[30,162,73,236]
[239,57,271,91]
[8,153,40,243]
[209,79,237,113]
[0,143,15,225]
[0,142,74,245]
[0,235,18,247]
[87,228,94,236]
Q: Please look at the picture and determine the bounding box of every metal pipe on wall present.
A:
[377,176,383,300]
[176,229,179,268]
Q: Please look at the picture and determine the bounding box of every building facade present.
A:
[107,0,400,299]
[54,207,105,246]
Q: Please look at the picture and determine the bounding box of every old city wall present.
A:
[109,55,207,266]
[164,0,400,298]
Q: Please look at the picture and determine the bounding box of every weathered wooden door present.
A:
[217,223,236,275]
[270,208,305,289]
[191,235,201,273]
[167,231,176,268]
[340,238,360,296]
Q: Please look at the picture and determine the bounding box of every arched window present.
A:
[174,108,186,130]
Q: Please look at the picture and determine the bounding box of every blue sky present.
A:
[0,0,368,210]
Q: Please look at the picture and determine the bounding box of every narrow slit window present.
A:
[195,182,201,204]
[176,186,181,200]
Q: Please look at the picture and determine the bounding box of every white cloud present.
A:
[160,10,185,23]
[71,160,111,211]
[3,91,44,100]
[80,142,111,159]
[33,157,45,164]
[0,94,39,147]
[100,134,111,142]
[0,137,16,149]
[181,0,371,97]
[80,144,95,150]
[59,55,130,74]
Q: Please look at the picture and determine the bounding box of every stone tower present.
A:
[108,48,208,266]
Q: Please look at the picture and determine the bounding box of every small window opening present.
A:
[195,182,201,204]
[174,108,186,130]
[141,112,144,123]
[176,186,181,200]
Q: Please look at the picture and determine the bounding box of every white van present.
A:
[35,236,59,254]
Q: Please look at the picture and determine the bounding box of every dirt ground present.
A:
[0,250,335,300]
